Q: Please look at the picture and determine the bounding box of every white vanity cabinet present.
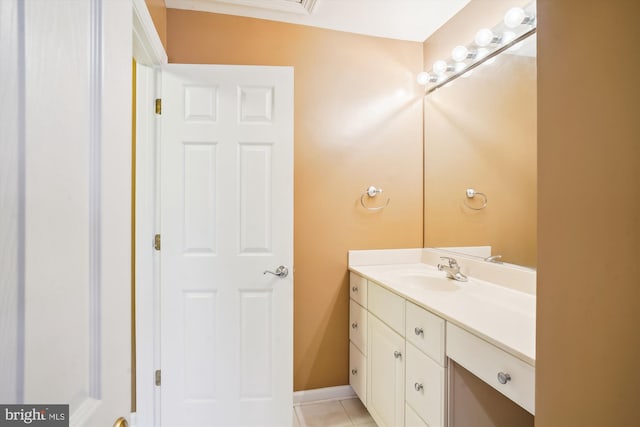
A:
[348,273,368,403]
[349,274,448,427]
[348,250,537,422]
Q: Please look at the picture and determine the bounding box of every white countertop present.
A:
[349,261,536,366]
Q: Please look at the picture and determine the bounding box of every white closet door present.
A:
[160,64,294,427]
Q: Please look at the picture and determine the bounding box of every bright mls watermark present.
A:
[0,405,68,426]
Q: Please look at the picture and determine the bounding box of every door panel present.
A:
[367,314,405,427]
[0,0,132,425]
[160,64,293,427]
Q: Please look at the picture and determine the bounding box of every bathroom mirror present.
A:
[424,33,537,268]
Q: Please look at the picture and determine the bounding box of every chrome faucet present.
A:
[437,257,468,282]
[484,254,503,264]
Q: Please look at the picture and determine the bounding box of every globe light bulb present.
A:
[451,45,469,62]
[504,7,526,28]
[416,71,431,85]
[433,60,449,75]
[475,28,495,47]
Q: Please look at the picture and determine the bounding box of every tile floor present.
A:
[294,398,378,427]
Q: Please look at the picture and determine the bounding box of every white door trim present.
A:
[133,0,167,66]
[133,1,167,425]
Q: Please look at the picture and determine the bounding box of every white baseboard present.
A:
[293,385,356,406]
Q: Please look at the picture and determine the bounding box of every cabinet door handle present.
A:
[414,327,424,336]
[351,368,358,375]
[352,286,358,292]
[351,322,358,329]
[394,351,402,359]
[497,372,511,384]
[414,382,424,392]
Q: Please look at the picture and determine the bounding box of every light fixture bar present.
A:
[426,27,536,95]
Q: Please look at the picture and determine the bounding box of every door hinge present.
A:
[154,234,161,251]
[155,98,162,115]
[155,369,161,386]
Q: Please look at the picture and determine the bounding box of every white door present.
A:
[160,64,294,427]
[0,0,131,426]
[367,314,405,427]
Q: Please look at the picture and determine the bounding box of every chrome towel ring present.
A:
[360,186,390,211]
[464,188,487,210]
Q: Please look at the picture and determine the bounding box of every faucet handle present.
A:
[439,256,458,267]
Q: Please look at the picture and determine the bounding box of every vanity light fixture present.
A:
[504,6,535,28]
[416,1,536,91]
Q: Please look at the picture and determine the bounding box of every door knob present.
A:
[113,417,128,427]
[263,265,289,278]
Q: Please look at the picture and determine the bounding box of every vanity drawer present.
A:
[368,281,405,336]
[349,272,368,308]
[406,302,445,366]
[446,323,535,414]
[405,404,428,427]
[349,299,367,354]
[405,343,445,427]
[349,342,367,405]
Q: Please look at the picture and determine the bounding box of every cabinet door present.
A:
[367,314,405,427]
[406,343,446,427]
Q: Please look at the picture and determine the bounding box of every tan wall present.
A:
[536,1,640,425]
[144,0,167,50]
[424,53,537,267]
[166,9,424,391]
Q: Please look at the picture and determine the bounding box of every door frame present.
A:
[132,1,167,426]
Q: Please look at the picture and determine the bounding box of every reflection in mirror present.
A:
[424,33,537,268]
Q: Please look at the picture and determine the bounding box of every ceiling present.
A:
[165,0,471,42]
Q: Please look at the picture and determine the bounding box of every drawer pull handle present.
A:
[394,351,402,359]
[351,322,358,329]
[351,368,358,375]
[497,372,511,384]
[352,286,358,292]
[414,327,424,336]
[414,382,423,392]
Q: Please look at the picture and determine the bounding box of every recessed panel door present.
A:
[160,64,293,427]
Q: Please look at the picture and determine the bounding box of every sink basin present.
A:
[398,273,462,292]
